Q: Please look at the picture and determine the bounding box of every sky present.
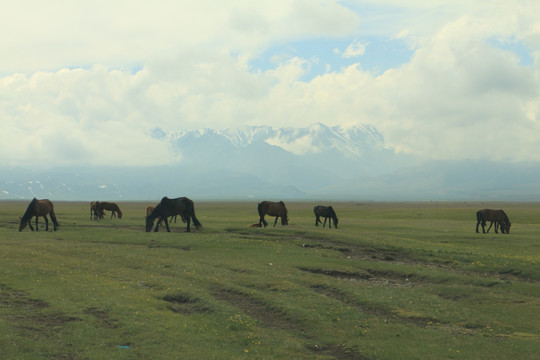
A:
[1,0,539,167]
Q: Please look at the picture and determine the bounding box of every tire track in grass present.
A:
[211,286,370,360]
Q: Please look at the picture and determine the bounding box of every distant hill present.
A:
[2,124,540,201]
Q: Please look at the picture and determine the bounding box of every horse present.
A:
[90,201,104,220]
[147,205,186,224]
[476,209,511,234]
[19,198,59,232]
[314,205,338,229]
[99,202,123,219]
[146,197,202,232]
[258,201,288,227]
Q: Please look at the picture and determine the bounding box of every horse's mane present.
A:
[21,198,37,221]
[279,201,287,214]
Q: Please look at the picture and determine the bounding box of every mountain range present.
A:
[2,123,540,201]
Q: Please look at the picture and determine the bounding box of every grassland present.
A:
[0,200,539,359]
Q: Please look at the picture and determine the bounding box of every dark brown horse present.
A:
[146,197,201,232]
[147,205,186,226]
[90,201,104,219]
[19,198,59,231]
[258,201,288,227]
[99,202,123,219]
[314,205,338,228]
[476,209,511,234]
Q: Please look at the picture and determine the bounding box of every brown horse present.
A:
[146,197,202,232]
[314,205,338,228]
[90,201,104,219]
[99,202,123,219]
[19,198,59,231]
[147,205,186,224]
[476,209,511,234]
[258,201,288,227]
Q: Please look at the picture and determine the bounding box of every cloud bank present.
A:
[1,1,539,167]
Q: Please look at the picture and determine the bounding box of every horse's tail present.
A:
[280,201,288,225]
[49,206,59,231]
[187,200,202,229]
[258,202,268,227]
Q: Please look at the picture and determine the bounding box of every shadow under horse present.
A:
[146,196,202,232]
[314,205,339,228]
[476,209,511,234]
[258,201,288,227]
[19,198,59,231]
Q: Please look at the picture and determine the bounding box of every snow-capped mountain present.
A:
[166,123,385,158]
[3,123,540,201]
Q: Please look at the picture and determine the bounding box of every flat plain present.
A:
[1,200,539,359]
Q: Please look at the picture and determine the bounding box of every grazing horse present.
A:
[90,201,104,219]
[258,201,288,227]
[147,205,186,224]
[19,198,59,232]
[314,205,339,229]
[99,202,123,219]
[146,197,202,232]
[476,209,511,234]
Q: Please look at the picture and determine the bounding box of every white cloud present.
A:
[342,40,369,58]
[266,135,319,155]
[1,1,540,167]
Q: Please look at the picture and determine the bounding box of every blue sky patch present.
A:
[249,36,414,81]
[488,37,534,66]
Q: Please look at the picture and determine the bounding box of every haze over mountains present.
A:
[2,123,540,201]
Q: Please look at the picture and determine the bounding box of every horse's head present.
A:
[505,221,511,234]
[145,216,154,232]
[18,217,27,231]
[333,217,339,228]
[282,216,289,225]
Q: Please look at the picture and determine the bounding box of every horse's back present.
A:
[36,199,54,214]
[315,205,334,216]
[261,201,286,215]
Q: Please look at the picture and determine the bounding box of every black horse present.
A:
[314,205,338,229]
[258,201,288,227]
[19,198,59,231]
[146,197,202,232]
[476,209,511,234]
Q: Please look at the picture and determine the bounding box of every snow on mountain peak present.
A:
[166,123,386,158]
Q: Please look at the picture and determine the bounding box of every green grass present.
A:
[0,201,539,359]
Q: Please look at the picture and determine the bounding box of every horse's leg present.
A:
[322,217,327,228]
[186,216,191,232]
[164,218,171,232]
[494,221,499,234]
[486,221,494,233]
[273,216,279,227]
[35,216,39,231]
[327,217,332,228]
[481,220,486,233]
[259,215,268,227]
[476,220,480,233]
[28,217,34,231]
[154,218,161,232]
[315,215,320,226]
[44,215,49,231]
